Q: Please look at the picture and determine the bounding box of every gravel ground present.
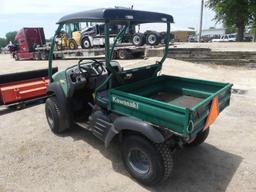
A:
[0,54,256,192]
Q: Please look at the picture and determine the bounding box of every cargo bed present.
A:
[109,75,232,138]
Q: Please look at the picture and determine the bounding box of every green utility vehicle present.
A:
[45,8,232,185]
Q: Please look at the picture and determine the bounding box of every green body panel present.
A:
[52,70,68,96]
[107,75,232,139]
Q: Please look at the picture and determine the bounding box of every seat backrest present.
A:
[112,63,160,87]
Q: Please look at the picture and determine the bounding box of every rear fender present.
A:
[104,116,165,148]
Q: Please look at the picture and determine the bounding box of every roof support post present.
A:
[159,22,171,65]
[104,22,111,70]
[109,24,128,60]
[48,24,63,81]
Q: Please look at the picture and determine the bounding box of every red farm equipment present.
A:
[0,68,58,108]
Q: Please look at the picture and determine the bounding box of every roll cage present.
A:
[48,8,174,105]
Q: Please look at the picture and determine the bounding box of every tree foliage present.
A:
[248,0,256,41]
[5,31,17,44]
[0,31,17,48]
[0,38,7,48]
[225,25,237,34]
[206,0,256,41]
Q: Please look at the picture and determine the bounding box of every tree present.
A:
[225,25,237,34]
[0,38,7,48]
[248,1,256,41]
[5,31,17,44]
[206,0,256,41]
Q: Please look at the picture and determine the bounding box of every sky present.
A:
[0,0,222,38]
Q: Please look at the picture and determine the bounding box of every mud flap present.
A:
[204,96,219,130]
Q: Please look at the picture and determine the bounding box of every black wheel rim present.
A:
[70,42,75,49]
[148,34,156,44]
[46,107,54,129]
[119,50,126,59]
[128,148,151,175]
[133,36,141,45]
[83,40,90,48]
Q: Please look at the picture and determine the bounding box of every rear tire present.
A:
[132,33,145,46]
[45,97,68,134]
[146,32,161,46]
[69,39,78,50]
[185,128,210,147]
[121,135,173,186]
[34,52,41,60]
[41,52,48,60]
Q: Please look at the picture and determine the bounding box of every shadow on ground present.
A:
[61,126,242,192]
[0,99,45,116]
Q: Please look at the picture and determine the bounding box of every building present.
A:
[171,26,195,42]
[201,28,225,38]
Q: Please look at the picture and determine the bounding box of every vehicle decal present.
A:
[112,96,139,109]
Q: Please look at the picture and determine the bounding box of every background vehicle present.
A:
[9,27,146,60]
[188,35,198,42]
[45,8,232,186]
[55,23,81,50]
[63,22,167,49]
[80,24,119,49]
[55,22,118,50]
[9,28,49,60]
[212,34,237,42]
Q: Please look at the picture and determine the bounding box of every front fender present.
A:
[104,117,165,148]
[47,82,71,131]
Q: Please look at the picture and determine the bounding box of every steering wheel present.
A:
[78,58,105,78]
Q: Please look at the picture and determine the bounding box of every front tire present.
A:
[41,52,48,60]
[56,43,62,50]
[45,97,68,134]
[121,135,173,186]
[14,53,19,61]
[146,32,160,46]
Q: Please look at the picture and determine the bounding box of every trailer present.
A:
[35,42,151,60]
[0,68,58,108]
[9,27,162,61]
[52,43,153,60]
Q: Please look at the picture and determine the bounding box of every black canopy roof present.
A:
[57,8,174,24]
